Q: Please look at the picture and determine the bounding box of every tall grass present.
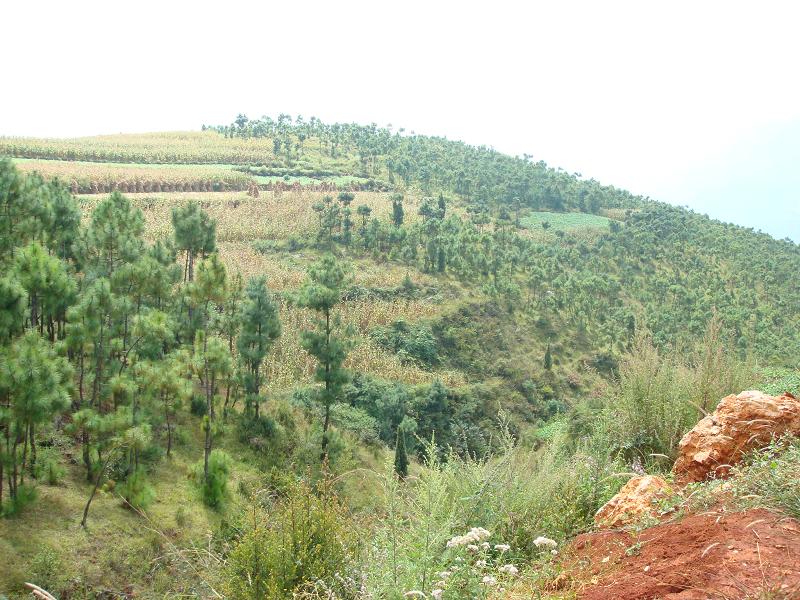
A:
[594,317,756,466]
[358,430,624,598]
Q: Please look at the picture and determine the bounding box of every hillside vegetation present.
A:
[0,116,799,599]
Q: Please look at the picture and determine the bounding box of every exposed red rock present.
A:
[594,475,671,528]
[563,508,800,600]
[672,390,800,485]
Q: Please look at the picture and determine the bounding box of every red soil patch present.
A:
[561,508,800,599]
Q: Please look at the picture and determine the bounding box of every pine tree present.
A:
[236,276,281,418]
[135,354,191,457]
[172,201,216,283]
[0,276,27,345]
[297,255,351,462]
[544,343,553,370]
[45,180,82,261]
[0,160,51,261]
[341,207,353,246]
[64,278,118,435]
[437,193,447,219]
[191,331,231,482]
[393,429,409,479]
[14,242,75,337]
[81,191,144,278]
[189,255,230,480]
[216,273,243,415]
[391,193,404,227]
[0,331,71,507]
[418,380,450,450]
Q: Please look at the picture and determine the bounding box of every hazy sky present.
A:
[3,1,798,240]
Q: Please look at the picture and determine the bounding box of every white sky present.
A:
[2,0,799,240]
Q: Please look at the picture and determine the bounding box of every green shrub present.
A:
[194,449,231,508]
[28,546,68,595]
[237,412,279,442]
[190,393,208,416]
[371,319,439,367]
[223,479,356,600]
[34,448,65,485]
[2,484,37,517]
[331,403,380,444]
[727,437,800,518]
[118,467,155,510]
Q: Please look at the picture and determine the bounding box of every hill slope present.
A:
[0,117,799,598]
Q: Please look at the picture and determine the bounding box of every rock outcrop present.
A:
[673,390,800,485]
[594,475,671,528]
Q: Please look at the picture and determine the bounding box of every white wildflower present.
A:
[481,575,497,586]
[467,544,479,553]
[446,536,466,548]
[431,590,443,600]
[475,559,487,568]
[533,536,558,549]
[437,571,451,579]
[494,544,511,552]
[403,592,426,598]
[447,527,491,548]
[499,564,519,576]
[551,549,558,556]
[481,541,491,550]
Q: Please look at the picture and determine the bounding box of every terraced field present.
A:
[0,131,276,164]
[3,131,376,193]
[76,190,430,242]
[14,158,254,193]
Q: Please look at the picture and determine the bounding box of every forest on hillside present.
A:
[1,117,799,599]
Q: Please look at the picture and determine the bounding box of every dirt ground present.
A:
[556,508,800,599]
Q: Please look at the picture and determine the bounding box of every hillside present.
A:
[1,117,799,599]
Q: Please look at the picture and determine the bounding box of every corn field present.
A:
[78,190,429,243]
[79,188,467,391]
[264,302,465,393]
[1,131,277,164]
[16,158,254,193]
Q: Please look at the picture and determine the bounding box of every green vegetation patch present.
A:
[252,174,370,187]
[521,211,614,230]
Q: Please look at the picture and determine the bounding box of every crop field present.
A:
[14,158,255,193]
[78,188,470,389]
[78,190,431,242]
[521,211,614,230]
[14,132,475,394]
[265,302,466,391]
[0,130,278,164]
